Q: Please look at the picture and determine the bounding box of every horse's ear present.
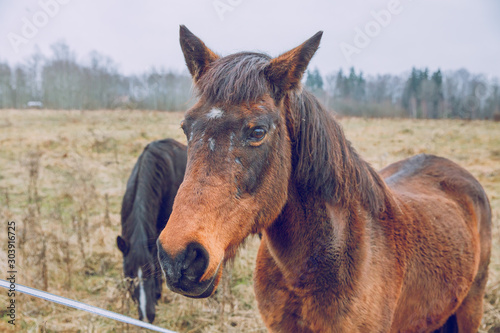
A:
[265,31,323,102]
[179,25,219,84]
[117,236,129,256]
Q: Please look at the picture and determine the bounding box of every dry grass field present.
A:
[0,109,498,332]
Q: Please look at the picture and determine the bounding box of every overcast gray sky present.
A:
[1,0,499,78]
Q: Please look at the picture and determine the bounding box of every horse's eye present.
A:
[249,127,266,141]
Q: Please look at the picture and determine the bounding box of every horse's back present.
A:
[380,153,491,332]
[381,153,491,269]
[138,138,187,189]
[381,153,491,235]
[147,138,186,155]
[121,138,187,231]
[380,154,491,215]
[141,139,187,230]
[123,139,186,200]
[146,139,187,173]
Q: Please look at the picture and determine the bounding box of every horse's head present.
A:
[157,26,322,298]
[117,235,160,323]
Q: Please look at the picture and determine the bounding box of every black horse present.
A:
[117,138,187,323]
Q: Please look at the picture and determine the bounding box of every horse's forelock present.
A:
[196,52,271,105]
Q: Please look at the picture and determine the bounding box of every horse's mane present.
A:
[196,52,386,214]
[287,91,386,214]
[121,141,175,259]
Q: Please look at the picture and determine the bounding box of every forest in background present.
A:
[1,42,499,119]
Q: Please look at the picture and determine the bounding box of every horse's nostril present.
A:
[158,241,213,296]
[182,247,198,270]
[182,244,208,281]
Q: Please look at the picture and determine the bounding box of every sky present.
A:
[0,0,499,78]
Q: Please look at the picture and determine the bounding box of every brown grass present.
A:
[0,110,498,332]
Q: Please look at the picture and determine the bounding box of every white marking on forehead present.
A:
[188,131,193,143]
[272,123,276,130]
[206,108,224,119]
[208,137,215,151]
[138,268,147,321]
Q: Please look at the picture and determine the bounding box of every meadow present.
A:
[0,109,498,332]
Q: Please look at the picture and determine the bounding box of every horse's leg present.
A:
[454,268,488,332]
[456,203,491,333]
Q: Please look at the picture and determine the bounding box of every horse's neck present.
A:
[263,92,393,292]
[128,177,166,237]
[265,186,370,294]
[128,202,159,248]
[265,97,390,292]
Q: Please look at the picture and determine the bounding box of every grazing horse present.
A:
[117,139,186,323]
[157,26,492,332]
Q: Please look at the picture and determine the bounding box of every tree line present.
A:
[310,67,500,119]
[0,42,192,111]
[1,42,499,119]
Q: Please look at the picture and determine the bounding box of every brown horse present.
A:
[157,26,492,332]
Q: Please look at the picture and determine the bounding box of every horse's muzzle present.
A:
[157,241,217,298]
